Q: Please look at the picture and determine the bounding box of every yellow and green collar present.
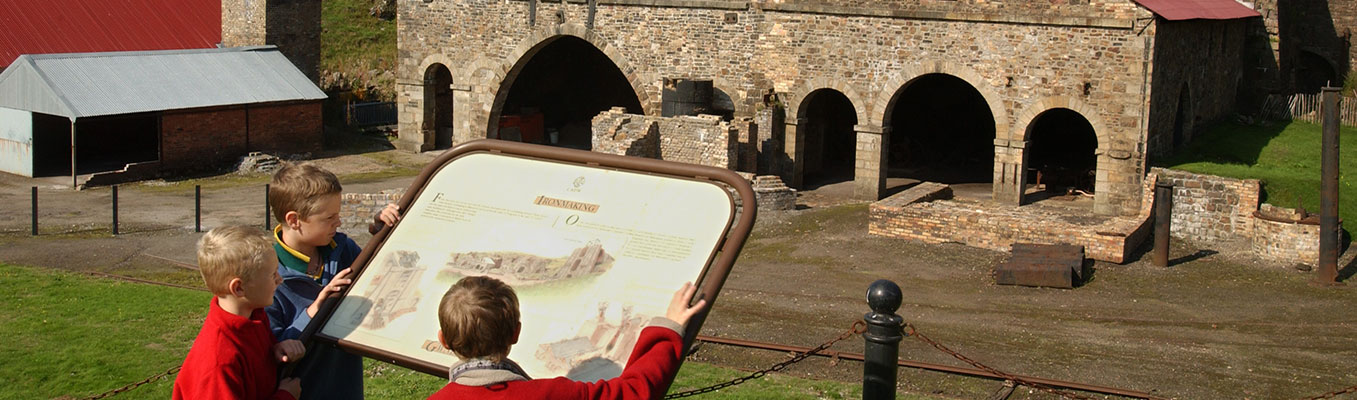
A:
[273,225,337,279]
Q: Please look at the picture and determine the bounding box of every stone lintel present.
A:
[854,124,887,134]
[762,3,1134,29]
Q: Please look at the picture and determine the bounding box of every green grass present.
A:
[321,0,397,101]
[0,264,209,399]
[1155,120,1355,242]
[0,263,904,399]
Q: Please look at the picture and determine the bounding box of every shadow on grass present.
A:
[1154,121,1287,168]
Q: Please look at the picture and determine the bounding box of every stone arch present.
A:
[871,61,1009,138]
[492,23,653,118]
[1013,98,1113,208]
[783,77,870,125]
[1012,97,1110,150]
[711,77,746,117]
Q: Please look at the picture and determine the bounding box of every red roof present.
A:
[0,0,220,67]
[1133,0,1261,21]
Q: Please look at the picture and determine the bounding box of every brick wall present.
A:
[160,107,249,171]
[247,102,324,155]
[159,102,324,172]
[1150,168,1260,244]
[1252,204,1321,265]
[592,109,737,169]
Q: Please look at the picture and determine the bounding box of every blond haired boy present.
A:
[427,276,707,399]
[173,226,306,400]
[264,162,399,399]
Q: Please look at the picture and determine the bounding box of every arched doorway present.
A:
[797,89,857,188]
[1024,108,1098,206]
[424,64,454,149]
[1295,51,1338,94]
[885,73,995,196]
[492,36,642,150]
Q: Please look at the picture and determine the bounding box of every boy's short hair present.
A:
[439,276,520,360]
[197,225,275,296]
[269,162,343,224]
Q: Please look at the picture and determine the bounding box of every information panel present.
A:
[318,146,742,381]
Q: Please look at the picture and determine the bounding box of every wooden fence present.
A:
[1260,93,1357,127]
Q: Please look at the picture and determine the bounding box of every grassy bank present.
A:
[1156,120,1355,241]
[0,264,880,399]
[321,0,397,101]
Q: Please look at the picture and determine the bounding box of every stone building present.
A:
[395,0,1259,216]
[222,0,323,83]
[1252,0,1355,94]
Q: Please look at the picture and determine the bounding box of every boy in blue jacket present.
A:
[265,162,399,399]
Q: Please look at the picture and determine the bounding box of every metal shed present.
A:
[0,46,326,186]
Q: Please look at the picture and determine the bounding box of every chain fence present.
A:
[664,320,865,398]
[80,364,180,400]
[62,273,1357,399]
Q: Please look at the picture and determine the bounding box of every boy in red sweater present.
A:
[427,276,707,400]
[173,226,307,400]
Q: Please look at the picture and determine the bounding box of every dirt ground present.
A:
[2,145,1355,399]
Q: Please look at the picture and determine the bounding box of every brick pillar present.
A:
[991,138,1027,206]
[783,118,807,188]
[854,124,888,200]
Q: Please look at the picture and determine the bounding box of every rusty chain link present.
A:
[905,324,1095,400]
[81,364,181,400]
[664,320,866,399]
[1299,383,1357,400]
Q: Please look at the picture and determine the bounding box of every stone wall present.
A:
[340,190,405,234]
[867,179,1154,263]
[1150,167,1260,244]
[1273,0,1354,93]
[395,0,1193,215]
[1146,19,1249,157]
[222,0,321,82]
[591,109,737,169]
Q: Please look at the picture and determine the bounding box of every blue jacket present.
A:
[267,231,365,400]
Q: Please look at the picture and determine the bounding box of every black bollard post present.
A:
[112,185,119,235]
[863,279,904,400]
[31,186,38,236]
[195,185,202,233]
[264,184,271,231]
[1153,182,1174,267]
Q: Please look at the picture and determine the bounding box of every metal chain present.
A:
[82,364,181,400]
[1300,383,1357,400]
[905,324,1095,400]
[664,320,866,399]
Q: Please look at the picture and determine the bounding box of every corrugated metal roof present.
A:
[0,47,326,119]
[0,0,220,68]
[1133,0,1261,21]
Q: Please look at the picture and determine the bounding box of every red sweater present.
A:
[427,325,684,400]
[173,298,295,400]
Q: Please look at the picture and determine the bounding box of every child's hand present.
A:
[306,268,353,317]
[378,203,401,226]
[665,282,707,328]
[274,339,306,363]
[279,377,301,399]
